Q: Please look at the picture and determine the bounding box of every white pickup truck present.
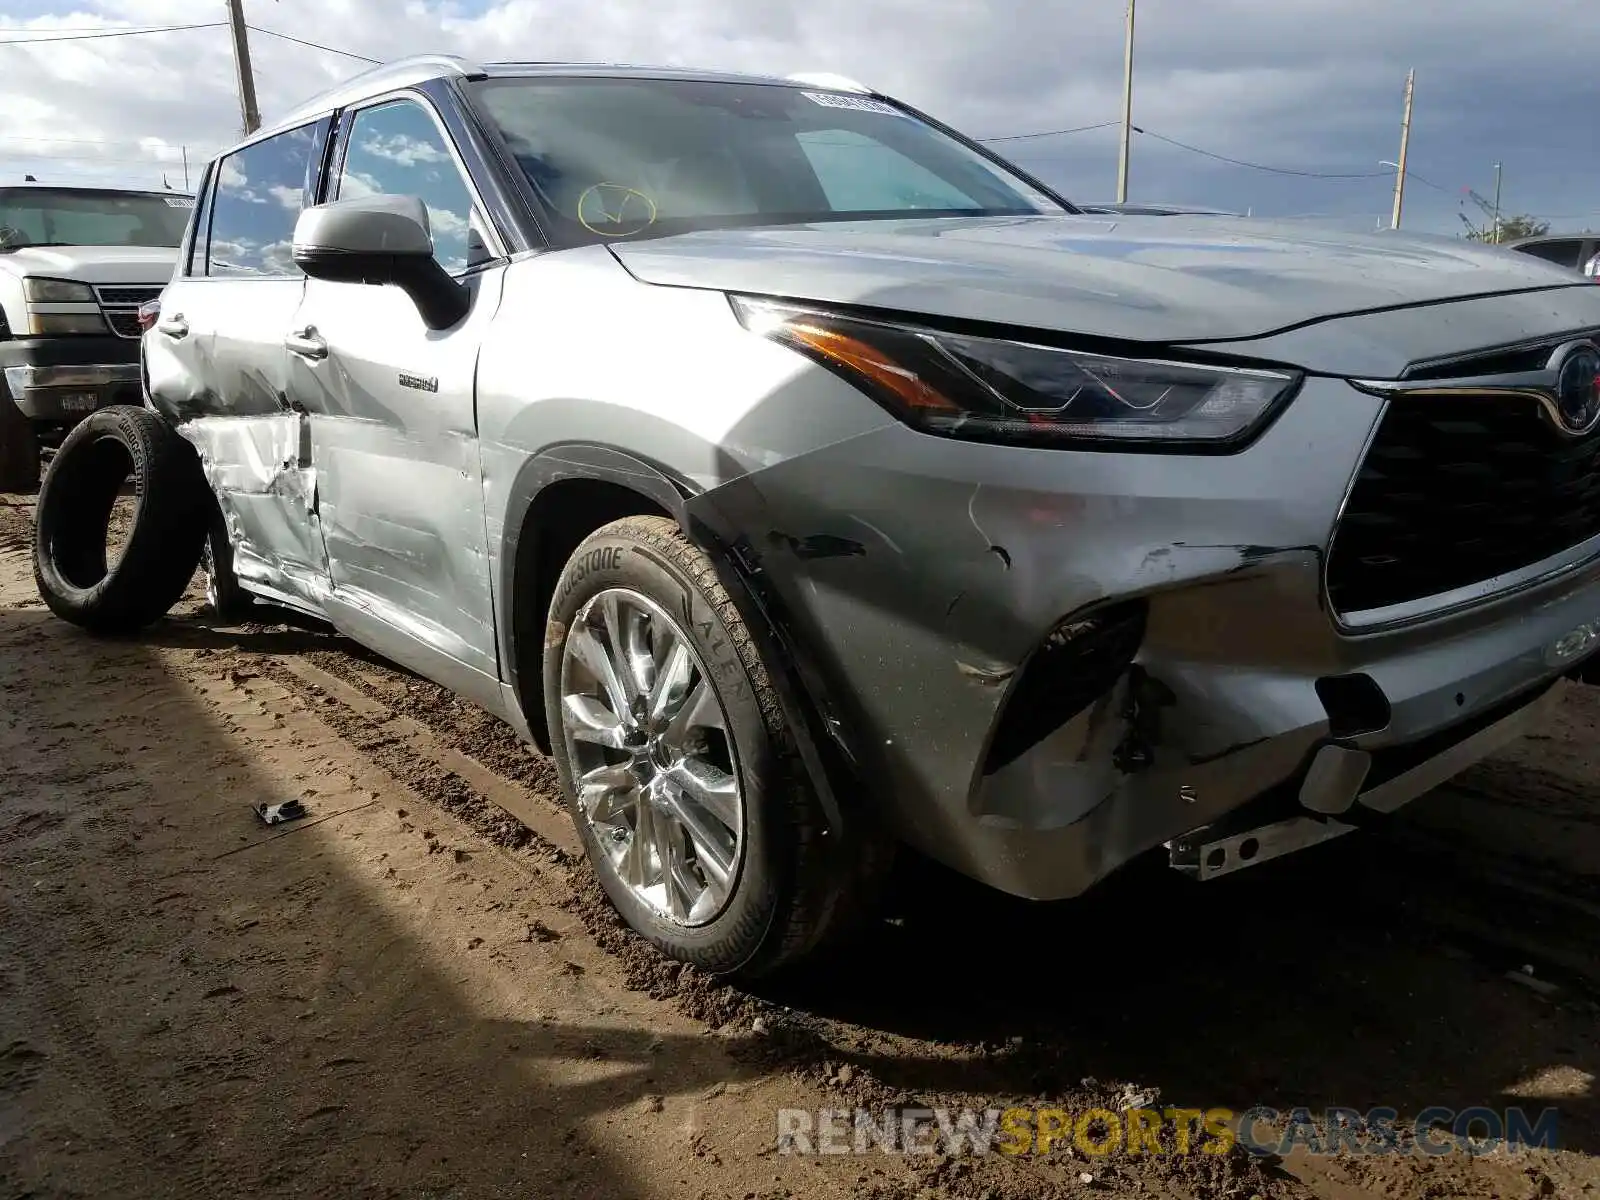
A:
[0,182,191,490]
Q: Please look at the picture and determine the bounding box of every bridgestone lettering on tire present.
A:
[542,514,888,979]
[33,405,210,634]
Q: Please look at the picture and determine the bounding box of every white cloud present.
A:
[0,0,1595,233]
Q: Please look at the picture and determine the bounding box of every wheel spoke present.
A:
[576,762,636,823]
[567,623,632,721]
[648,639,695,725]
[660,781,735,892]
[624,799,655,890]
[600,591,649,703]
[663,679,720,745]
[562,694,629,750]
[664,758,740,831]
[651,808,688,921]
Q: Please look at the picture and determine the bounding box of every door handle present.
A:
[156,314,188,338]
[284,327,327,360]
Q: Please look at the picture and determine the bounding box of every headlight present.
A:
[23,277,96,303]
[731,297,1300,449]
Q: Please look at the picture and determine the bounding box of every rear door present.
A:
[144,117,334,609]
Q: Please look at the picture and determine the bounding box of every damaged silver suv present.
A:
[32,54,1600,977]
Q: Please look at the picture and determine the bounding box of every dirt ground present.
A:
[2,492,1599,1200]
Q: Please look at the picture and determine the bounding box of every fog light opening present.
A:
[1315,673,1391,740]
[980,599,1148,774]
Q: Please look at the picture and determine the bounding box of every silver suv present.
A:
[37,54,1600,977]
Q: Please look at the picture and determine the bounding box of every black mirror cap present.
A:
[292,247,470,333]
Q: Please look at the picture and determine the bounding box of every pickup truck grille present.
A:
[104,310,143,338]
[1326,393,1600,615]
[94,285,162,307]
[94,285,162,340]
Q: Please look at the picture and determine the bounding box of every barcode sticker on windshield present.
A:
[802,91,901,116]
[164,196,195,208]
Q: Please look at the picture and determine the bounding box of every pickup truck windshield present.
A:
[0,188,192,249]
[470,76,1071,245]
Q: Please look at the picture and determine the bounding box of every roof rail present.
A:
[265,53,489,137]
[785,72,872,94]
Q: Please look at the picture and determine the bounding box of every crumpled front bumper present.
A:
[690,376,1600,900]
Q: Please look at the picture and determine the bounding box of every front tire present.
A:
[542,515,872,978]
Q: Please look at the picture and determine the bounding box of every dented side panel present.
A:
[146,274,331,608]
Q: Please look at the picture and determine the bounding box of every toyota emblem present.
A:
[1544,340,1600,437]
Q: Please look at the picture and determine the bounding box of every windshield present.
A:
[0,188,192,249]
[470,76,1070,245]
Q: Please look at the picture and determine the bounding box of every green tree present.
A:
[1460,212,1550,243]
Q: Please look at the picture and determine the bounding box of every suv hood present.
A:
[608,214,1591,346]
[0,244,177,285]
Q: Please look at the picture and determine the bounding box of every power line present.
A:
[1133,127,1391,180]
[1395,166,1451,193]
[0,22,224,46]
[977,119,1401,182]
[246,26,380,64]
[977,121,1119,144]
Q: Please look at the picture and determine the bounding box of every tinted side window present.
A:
[207,122,319,278]
[1518,240,1582,268]
[335,99,485,274]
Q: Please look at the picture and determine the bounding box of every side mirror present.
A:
[291,194,470,331]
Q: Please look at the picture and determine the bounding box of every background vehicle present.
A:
[34,55,1600,984]
[1507,233,1600,278]
[0,183,191,490]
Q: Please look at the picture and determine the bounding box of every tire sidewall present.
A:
[33,404,207,632]
[542,527,783,972]
[34,413,151,612]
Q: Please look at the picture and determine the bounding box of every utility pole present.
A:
[225,0,261,136]
[1491,162,1503,244]
[1390,69,1414,230]
[1116,0,1136,203]
[181,146,190,192]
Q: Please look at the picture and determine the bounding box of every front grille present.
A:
[104,310,142,339]
[94,285,161,307]
[1327,394,1600,614]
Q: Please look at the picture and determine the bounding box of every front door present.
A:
[282,94,504,680]
[145,119,332,609]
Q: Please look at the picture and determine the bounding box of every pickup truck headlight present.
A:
[23,277,96,303]
[732,297,1300,449]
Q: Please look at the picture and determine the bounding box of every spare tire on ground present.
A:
[33,404,210,634]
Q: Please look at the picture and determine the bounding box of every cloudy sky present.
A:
[1,0,1597,236]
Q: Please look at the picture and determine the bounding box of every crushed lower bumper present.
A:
[1167,677,1571,881]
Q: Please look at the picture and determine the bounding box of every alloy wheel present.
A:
[559,587,744,926]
